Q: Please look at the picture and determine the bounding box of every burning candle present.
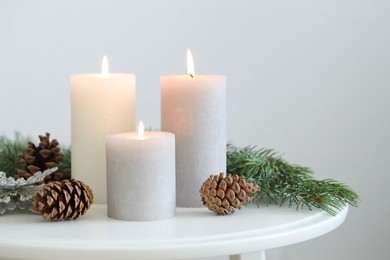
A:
[106,122,176,221]
[161,50,226,207]
[71,56,136,204]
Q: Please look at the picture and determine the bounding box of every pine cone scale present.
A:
[50,189,59,200]
[74,195,80,208]
[218,180,227,190]
[63,190,71,204]
[58,201,66,213]
[46,196,55,206]
[39,149,51,158]
[217,189,225,199]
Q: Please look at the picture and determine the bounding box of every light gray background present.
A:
[1,1,389,259]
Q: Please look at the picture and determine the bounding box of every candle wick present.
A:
[190,74,194,78]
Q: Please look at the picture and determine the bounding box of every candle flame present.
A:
[101,56,109,79]
[187,49,195,77]
[138,121,145,138]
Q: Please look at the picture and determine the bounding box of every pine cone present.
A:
[16,133,65,181]
[32,179,94,221]
[200,173,260,215]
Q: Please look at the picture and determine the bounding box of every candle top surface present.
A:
[71,73,135,79]
[107,131,174,141]
[161,74,225,79]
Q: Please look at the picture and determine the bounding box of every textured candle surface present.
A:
[71,74,136,204]
[161,75,226,207]
[106,132,175,221]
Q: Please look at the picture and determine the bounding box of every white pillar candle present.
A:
[71,56,136,204]
[106,122,175,221]
[161,50,226,207]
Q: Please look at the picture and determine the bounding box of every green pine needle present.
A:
[0,132,31,177]
[59,146,71,179]
[227,144,359,215]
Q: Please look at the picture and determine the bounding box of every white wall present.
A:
[1,1,389,259]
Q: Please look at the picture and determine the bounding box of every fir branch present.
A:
[227,144,359,215]
[59,146,71,179]
[0,132,31,178]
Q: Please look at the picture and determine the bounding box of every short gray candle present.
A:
[106,127,175,221]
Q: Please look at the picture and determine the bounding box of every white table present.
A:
[0,204,348,260]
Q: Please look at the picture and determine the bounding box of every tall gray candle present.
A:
[161,50,226,207]
[106,122,175,221]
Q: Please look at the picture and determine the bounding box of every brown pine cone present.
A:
[200,173,260,215]
[16,133,65,181]
[32,179,94,221]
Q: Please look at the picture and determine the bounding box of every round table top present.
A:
[0,204,348,260]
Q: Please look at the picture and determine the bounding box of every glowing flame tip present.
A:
[138,121,145,137]
[186,49,195,77]
[101,56,109,79]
